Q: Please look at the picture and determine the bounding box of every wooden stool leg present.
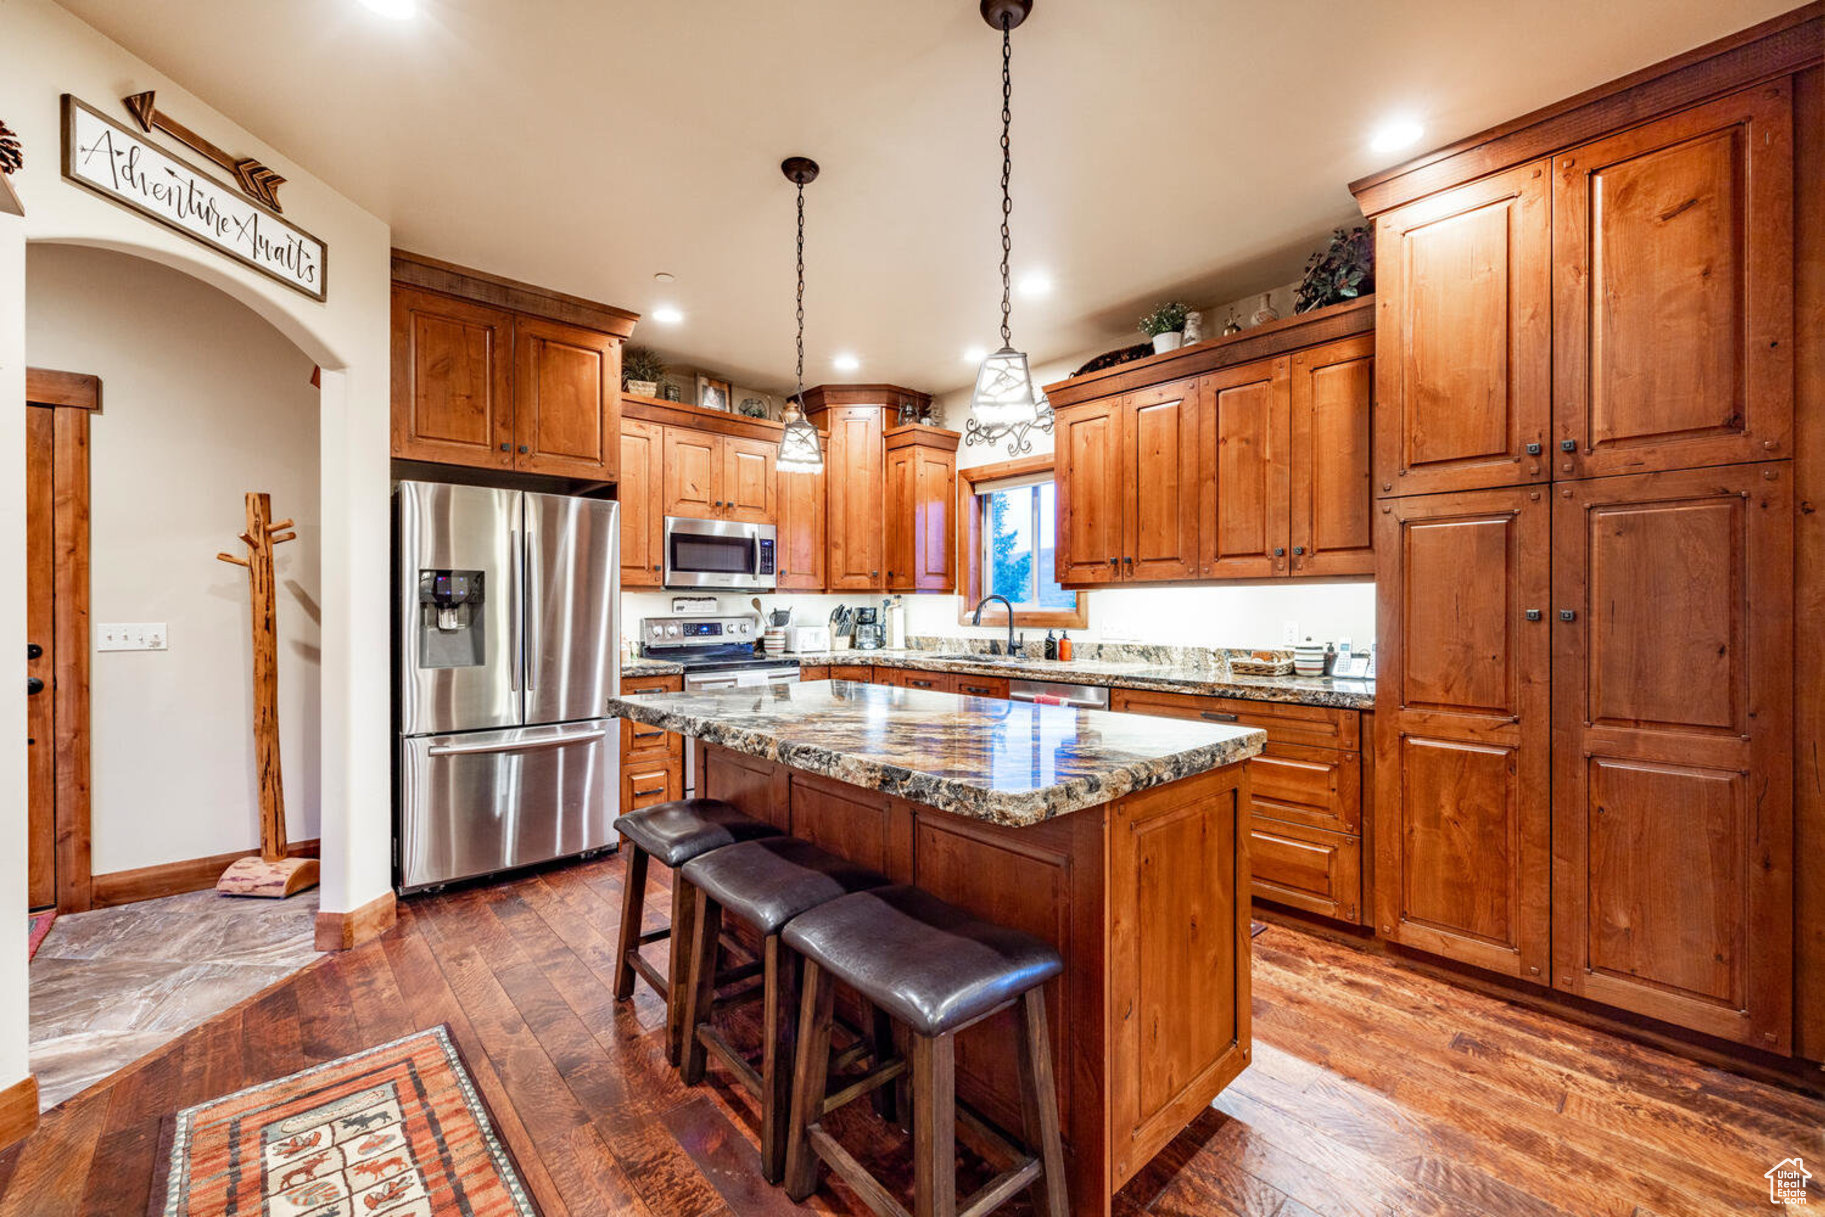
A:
[665,873,697,1066]
[870,1004,900,1124]
[760,935,799,1184]
[911,1031,958,1217]
[679,886,722,1085]
[784,958,836,1202]
[613,840,648,1001]
[1015,988,1069,1217]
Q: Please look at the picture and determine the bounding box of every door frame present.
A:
[25,367,96,914]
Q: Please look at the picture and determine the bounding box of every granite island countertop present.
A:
[789,649,1375,710]
[621,657,686,678]
[606,679,1265,827]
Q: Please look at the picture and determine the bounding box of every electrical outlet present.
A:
[1281,620,1299,646]
[97,623,168,652]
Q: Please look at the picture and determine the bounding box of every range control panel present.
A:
[641,613,760,645]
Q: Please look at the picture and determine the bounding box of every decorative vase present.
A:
[626,379,659,398]
[1151,331,1184,354]
[1221,312,1243,336]
[1250,293,1280,326]
[1182,310,1204,344]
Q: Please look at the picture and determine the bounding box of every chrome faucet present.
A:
[971,595,1021,657]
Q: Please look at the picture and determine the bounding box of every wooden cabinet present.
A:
[805,390,955,594]
[1372,160,1552,497]
[721,436,778,524]
[828,664,874,683]
[1289,334,1376,576]
[885,433,957,591]
[775,462,826,590]
[822,404,886,590]
[1550,464,1792,1049]
[1055,377,1202,584]
[619,673,684,815]
[619,420,664,588]
[892,669,954,693]
[662,428,724,518]
[951,673,1010,699]
[1201,362,1287,578]
[390,287,515,469]
[1552,84,1793,479]
[389,256,635,479]
[1054,397,1127,585]
[1374,487,1552,979]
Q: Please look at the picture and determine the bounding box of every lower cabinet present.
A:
[893,669,954,693]
[619,673,684,813]
[1110,687,1365,924]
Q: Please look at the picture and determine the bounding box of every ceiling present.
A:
[59,0,1796,396]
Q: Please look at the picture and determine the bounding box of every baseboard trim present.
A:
[314,890,397,952]
[0,1075,38,1153]
[90,840,321,909]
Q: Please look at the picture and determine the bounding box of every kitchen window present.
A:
[958,457,1087,629]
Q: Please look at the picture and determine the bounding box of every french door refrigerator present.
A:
[394,481,619,893]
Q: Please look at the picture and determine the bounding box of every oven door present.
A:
[663,516,777,590]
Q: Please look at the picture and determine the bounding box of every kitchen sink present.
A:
[924,652,1030,665]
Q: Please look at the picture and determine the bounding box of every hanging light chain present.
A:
[998,15,1013,348]
[794,179,807,403]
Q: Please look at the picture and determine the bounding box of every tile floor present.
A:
[28,888,322,1109]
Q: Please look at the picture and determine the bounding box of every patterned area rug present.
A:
[26,909,55,961]
[158,1024,538,1216]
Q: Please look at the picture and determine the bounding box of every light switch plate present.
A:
[1281,620,1299,645]
[97,623,168,651]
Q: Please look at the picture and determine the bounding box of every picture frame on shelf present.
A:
[696,375,731,412]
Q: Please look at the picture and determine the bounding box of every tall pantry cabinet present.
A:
[1357,54,1809,1053]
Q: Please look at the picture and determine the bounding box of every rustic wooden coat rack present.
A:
[214,492,318,898]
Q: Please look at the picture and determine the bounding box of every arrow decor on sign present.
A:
[121,90,287,212]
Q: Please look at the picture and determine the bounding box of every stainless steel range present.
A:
[639,613,799,794]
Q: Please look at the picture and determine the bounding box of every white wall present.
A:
[26,245,323,873]
[0,0,394,1101]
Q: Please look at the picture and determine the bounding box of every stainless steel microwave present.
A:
[663,516,777,590]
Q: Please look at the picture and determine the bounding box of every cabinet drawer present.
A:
[1250,818,1362,923]
[619,674,683,760]
[829,664,874,683]
[622,761,682,811]
[896,669,955,693]
[798,664,830,681]
[1250,742,1360,834]
[952,674,1010,700]
[1113,687,1359,751]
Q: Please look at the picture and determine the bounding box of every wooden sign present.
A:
[60,95,327,301]
[122,90,287,212]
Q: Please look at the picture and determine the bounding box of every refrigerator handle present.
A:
[508,527,521,692]
[525,514,540,693]
[426,727,606,757]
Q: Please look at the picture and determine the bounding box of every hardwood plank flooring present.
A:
[0,850,1818,1216]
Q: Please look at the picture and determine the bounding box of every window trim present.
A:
[956,455,1089,629]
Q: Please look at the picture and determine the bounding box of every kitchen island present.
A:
[606,678,1266,1217]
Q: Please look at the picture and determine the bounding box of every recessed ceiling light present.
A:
[832,353,861,373]
[1017,271,1052,298]
[652,305,684,325]
[357,0,416,19]
[963,345,988,364]
[1369,117,1425,156]
[652,272,675,283]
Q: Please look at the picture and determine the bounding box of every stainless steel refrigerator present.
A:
[394,481,619,893]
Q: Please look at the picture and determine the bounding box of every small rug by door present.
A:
[158,1024,538,1216]
[27,909,56,960]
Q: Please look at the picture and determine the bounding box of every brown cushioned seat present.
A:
[680,837,889,936]
[613,798,780,869]
[782,885,1063,1037]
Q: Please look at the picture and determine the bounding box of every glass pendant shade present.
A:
[776,404,823,472]
[969,345,1039,428]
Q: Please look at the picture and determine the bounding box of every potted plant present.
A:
[1294,226,1374,314]
[1138,301,1190,353]
[622,346,666,398]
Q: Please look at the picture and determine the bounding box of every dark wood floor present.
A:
[1,850,1819,1216]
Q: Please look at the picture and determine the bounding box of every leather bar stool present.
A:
[677,837,893,1183]
[612,798,781,1064]
[781,885,1069,1217]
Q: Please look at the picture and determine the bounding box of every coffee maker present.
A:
[853,606,885,650]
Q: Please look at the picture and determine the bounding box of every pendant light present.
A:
[965,0,1053,457]
[777,156,824,473]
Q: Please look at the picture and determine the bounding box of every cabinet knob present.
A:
[1525,609,1542,621]
[499,442,511,452]
[1124,556,1133,566]
[1559,439,1577,453]
[1292,546,1305,555]
[1559,609,1577,622]
[518,444,529,454]
[871,570,879,577]
[1525,442,1542,455]
[1273,547,1285,557]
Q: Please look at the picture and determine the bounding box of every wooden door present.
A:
[824,406,885,590]
[25,407,55,909]
[1374,160,1551,496]
[511,317,620,479]
[1553,84,1792,480]
[1374,487,1551,980]
[913,445,956,591]
[1200,359,1289,578]
[720,435,777,524]
[1290,334,1375,576]
[883,447,916,591]
[662,429,722,519]
[1123,379,1202,582]
[1053,399,1125,585]
[390,286,514,468]
[1551,464,1792,1049]
[618,421,664,587]
[775,463,826,590]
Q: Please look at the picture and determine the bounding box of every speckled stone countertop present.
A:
[606,680,1265,827]
[788,649,1375,710]
[622,658,686,677]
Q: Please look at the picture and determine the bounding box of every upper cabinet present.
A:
[1371,160,1552,498]
[619,420,664,588]
[775,458,826,591]
[822,403,886,590]
[1047,299,1376,587]
[885,428,958,592]
[1552,84,1793,479]
[389,251,637,482]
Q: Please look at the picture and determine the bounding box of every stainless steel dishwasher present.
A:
[1006,678,1110,709]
